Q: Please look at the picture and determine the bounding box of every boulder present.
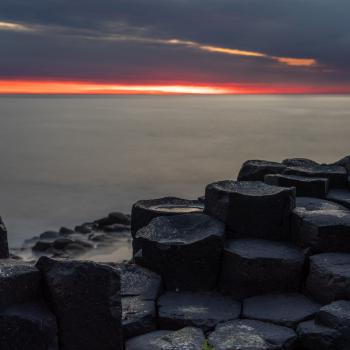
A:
[32,241,53,252]
[157,292,241,331]
[327,189,350,209]
[0,260,41,308]
[282,158,319,167]
[205,180,295,240]
[306,253,350,304]
[39,231,60,240]
[242,293,320,328]
[122,296,156,339]
[208,319,297,350]
[0,301,58,350]
[52,238,74,250]
[283,164,347,188]
[95,212,131,228]
[328,155,350,173]
[36,257,123,350]
[74,224,94,234]
[297,320,341,350]
[125,327,206,350]
[293,209,350,253]
[59,227,75,235]
[264,174,329,198]
[0,217,9,259]
[237,160,286,181]
[136,213,225,291]
[220,239,305,299]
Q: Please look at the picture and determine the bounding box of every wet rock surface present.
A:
[208,319,297,350]
[36,257,123,350]
[0,216,9,258]
[220,239,305,299]
[237,160,286,181]
[306,253,350,304]
[264,173,329,198]
[327,189,350,209]
[243,293,320,328]
[0,301,58,350]
[125,327,206,350]
[136,213,225,291]
[157,292,241,331]
[205,180,295,240]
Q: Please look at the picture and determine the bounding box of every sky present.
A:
[1,0,350,94]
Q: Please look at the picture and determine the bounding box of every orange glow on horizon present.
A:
[0,80,349,95]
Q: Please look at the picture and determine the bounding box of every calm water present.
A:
[1,95,350,247]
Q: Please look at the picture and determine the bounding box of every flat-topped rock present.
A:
[282,158,319,167]
[297,320,341,350]
[0,260,41,308]
[243,293,320,328]
[36,257,123,350]
[265,173,329,198]
[306,253,350,304]
[122,296,156,339]
[157,292,241,331]
[294,197,347,213]
[237,160,286,181]
[327,188,350,209]
[125,327,206,350]
[208,319,297,350]
[283,164,347,188]
[293,209,350,253]
[136,214,225,291]
[0,217,9,258]
[0,301,58,350]
[220,239,305,299]
[205,180,295,240]
[329,155,350,173]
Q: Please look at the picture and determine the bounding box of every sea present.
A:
[1,95,349,247]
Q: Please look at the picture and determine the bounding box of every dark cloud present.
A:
[0,0,349,87]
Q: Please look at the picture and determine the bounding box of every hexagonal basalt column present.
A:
[0,217,9,259]
[205,181,295,240]
[220,239,305,299]
[237,160,286,181]
[136,213,225,291]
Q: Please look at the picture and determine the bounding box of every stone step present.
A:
[293,209,350,253]
[220,239,305,299]
[0,301,58,350]
[125,327,205,350]
[264,173,329,198]
[327,188,350,209]
[242,293,320,328]
[136,213,225,291]
[282,164,347,189]
[306,253,350,304]
[205,180,295,240]
[157,292,241,332]
[282,158,319,167]
[237,160,286,181]
[0,260,41,308]
[208,319,297,350]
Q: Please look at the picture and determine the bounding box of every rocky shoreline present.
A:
[1,156,350,349]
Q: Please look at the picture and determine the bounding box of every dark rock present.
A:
[316,300,350,349]
[220,239,305,299]
[283,164,347,188]
[0,260,41,308]
[205,180,295,240]
[157,292,241,331]
[95,212,131,228]
[59,227,75,235]
[293,209,350,253]
[0,301,58,350]
[0,217,9,259]
[264,173,329,198]
[125,327,206,350]
[52,238,74,250]
[306,253,350,304]
[36,257,123,350]
[39,231,60,240]
[208,319,297,350]
[74,224,93,234]
[329,155,350,173]
[297,320,341,350]
[122,296,156,339]
[134,249,145,266]
[136,213,225,291]
[327,188,350,209]
[237,159,286,181]
[243,293,320,328]
[282,158,319,167]
[89,232,110,242]
[103,223,130,233]
[32,241,53,252]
